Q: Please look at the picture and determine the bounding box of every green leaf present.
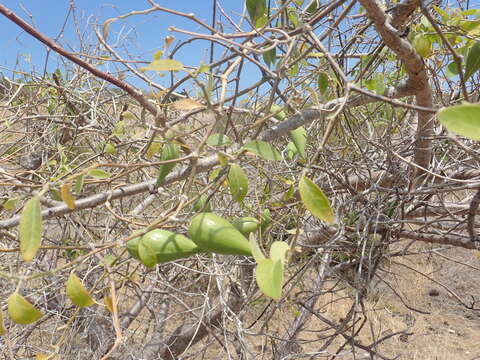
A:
[263,47,276,68]
[249,233,266,263]
[365,73,385,95]
[306,0,320,14]
[299,176,335,223]
[270,241,290,266]
[74,175,85,195]
[66,273,95,308]
[141,59,184,72]
[8,293,43,325]
[207,133,232,146]
[243,140,282,161]
[228,164,249,203]
[246,0,267,27]
[465,42,480,80]
[288,8,300,27]
[446,62,459,78]
[255,259,283,300]
[288,62,299,76]
[317,71,329,95]
[290,126,307,159]
[156,142,180,186]
[19,196,42,262]
[192,195,212,212]
[88,169,111,179]
[438,103,480,140]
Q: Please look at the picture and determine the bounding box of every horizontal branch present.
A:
[0,83,417,229]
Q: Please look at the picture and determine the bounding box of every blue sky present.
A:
[0,1,249,90]
[1,1,479,94]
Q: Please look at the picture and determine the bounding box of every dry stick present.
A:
[467,188,480,242]
[0,4,158,117]
[0,84,417,230]
[274,251,331,359]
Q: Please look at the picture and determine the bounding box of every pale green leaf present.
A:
[19,196,42,262]
[142,59,184,72]
[255,259,283,300]
[285,141,298,160]
[413,35,432,58]
[207,133,232,146]
[299,176,335,223]
[290,126,307,159]
[88,169,111,179]
[270,241,290,266]
[243,140,282,161]
[438,103,480,140]
[249,233,266,263]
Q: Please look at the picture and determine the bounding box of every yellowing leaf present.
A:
[141,59,184,72]
[66,273,95,308]
[146,142,162,159]
[19,196,43,262]
[0,309,6,335]
[104,296,114,313]
[8,292,43,325]
[153,50,163,61]
[170,98,205,111]
[299,176,335,223]
[60,184,76,210]
[35,353,49,360]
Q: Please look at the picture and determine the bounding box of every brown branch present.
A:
[358,0,434,182]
